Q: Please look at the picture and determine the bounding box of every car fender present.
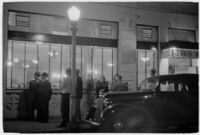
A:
[102,103,156,126]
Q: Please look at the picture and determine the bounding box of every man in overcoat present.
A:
[37,72,52,123]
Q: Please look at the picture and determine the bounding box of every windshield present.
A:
[138,77,158,91]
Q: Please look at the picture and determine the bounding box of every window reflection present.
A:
[7,40,12,88]
[38,43,49,75]
[82,46,92,88]
[93,47,102,81]
[12,41,25,88]
[76,46,82,75]
[62,45,71,79]
[25,42,37,86]
[137,49,157,86]
[103,48,112,86]
[113,48,117,80]
[50,44,61,89]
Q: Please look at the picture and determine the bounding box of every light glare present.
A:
[67,6,80,21]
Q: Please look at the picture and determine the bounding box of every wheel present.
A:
[100,108,154,132]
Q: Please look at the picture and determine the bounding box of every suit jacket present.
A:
[37,80,52,101]
[76,76,83,99]
[28,79,39,98]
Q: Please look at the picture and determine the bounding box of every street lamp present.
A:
[67,6,80,128]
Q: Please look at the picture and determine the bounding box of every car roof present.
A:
[149,74,199,82]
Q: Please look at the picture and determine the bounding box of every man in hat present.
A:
[37,72,52,123]
[57,68,72,127]
[26,72,41,121]
[76,69,83,124]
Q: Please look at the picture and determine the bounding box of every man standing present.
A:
[76,69,83,124]
[37,72,52,123]
[26,72,41,121]
[58,68,72,127]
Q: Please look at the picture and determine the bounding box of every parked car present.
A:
[85,74,198,133]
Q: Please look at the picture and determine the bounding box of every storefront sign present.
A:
[142,28,152,38]
[172,49,198,59]
[16,15,30,27]
[100,24,112,35]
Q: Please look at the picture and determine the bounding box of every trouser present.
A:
[61,94,70,125]
[76,99,82,123]
[37,99,49,123]
[26,96,36,120]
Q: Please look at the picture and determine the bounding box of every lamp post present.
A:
[67,6,80,128]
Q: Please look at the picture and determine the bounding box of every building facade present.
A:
[3,2,198,118]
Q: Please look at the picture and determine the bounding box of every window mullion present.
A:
[24,42,26,88]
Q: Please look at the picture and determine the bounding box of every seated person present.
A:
[95,76,109,98]
[111,74,127,92]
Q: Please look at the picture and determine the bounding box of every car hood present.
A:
[105,90,156,104]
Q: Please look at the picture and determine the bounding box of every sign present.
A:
[16,15,30,27]
[142,29,152,38]
[171,49,198,59]
[100,24,112,35]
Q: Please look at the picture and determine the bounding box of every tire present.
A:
[100,108,154,133]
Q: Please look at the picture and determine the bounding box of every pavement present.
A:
[4,117,197,133]
[3,117,99,133]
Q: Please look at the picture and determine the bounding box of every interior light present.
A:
[7,61,12,66]
[93,69,99,74]
[23,64,30,68]
[55,52,59,56]
[13,58,19,63]
[141,57,150,62]
[107,63,113,67]
[151,47,157,51]
[36,41,43,44]
[32,59,38,64]
[52,73,61,79]
[48,52,54,57]
[62,73,67,78]
[170,47,177,51]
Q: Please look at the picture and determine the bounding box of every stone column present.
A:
[118,15,138,91]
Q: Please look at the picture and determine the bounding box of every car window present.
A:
[159,80,189,92]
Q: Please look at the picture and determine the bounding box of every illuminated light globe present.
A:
[67,6,80,21]
[7,61,12,66]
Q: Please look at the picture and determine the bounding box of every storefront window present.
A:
[113,48,118,77]
[82,46,93,88]
[61,45,71,79]
[6,40,117,89]
[137,49,157,86]
[12,41,25,88]
[38,43,49,75]
[103,48,113,86]
[25,42,38,87]
[93,47,102,81]
[50,44,61,89]
[76,46,82,75]
[7,40,12,88]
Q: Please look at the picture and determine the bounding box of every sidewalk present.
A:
[3,117,98,133]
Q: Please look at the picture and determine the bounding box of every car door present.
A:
[156,80,198,127]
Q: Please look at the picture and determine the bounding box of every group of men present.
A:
[27,68,131,126]
[27,68,83,127]
[95,74,128,98]
[26,72,52,123]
